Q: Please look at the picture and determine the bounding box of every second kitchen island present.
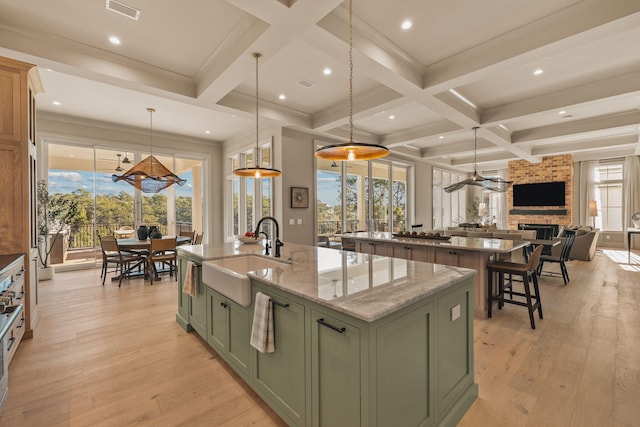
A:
[177,242,477,427]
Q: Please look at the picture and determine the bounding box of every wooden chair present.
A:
[194,233,203,244]
[147,237,177,282]
[537,230,576,285]
[487,245,544,329]
[99,235,146,287]
[179,230,196,244]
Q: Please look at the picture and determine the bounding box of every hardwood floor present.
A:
[1,249,638,426]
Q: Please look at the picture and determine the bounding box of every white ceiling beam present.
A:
[479,127,540,163]
[217,90,311,128]
[482,68,640,125]
[531,134,638,157]
[382,120,462,148]
[512,111,640,143]
[422,0,640,93]
[421,139,494,159]
[451,151,516,167]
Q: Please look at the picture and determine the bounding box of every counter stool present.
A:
[487,245,543,329]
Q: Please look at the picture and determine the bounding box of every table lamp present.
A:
[589,200,598,228]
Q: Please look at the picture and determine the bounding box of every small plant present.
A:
[467,197,481,224]
[37,180,79,268]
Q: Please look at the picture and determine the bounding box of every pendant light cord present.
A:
[254,52,261,167]
[148,107,155,169]
[473,126,478,173]
[348,0,354,144]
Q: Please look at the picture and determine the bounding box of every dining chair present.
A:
[194,233,203,244]
[537,230,576,285]
[487,244,544,329]
[180,230,196,244]
[148,237,177,282]
[99,235,146,287]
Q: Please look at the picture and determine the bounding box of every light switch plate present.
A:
[297,218,303,225]
[289,218,295,225]
[451,304,461,321]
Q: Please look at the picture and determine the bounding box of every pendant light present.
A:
[112,108,186,193]
[115,153,123,171]
[314,0,389,162]
[233,53,281,178]
[444,127,513,193]
[122,152,131,164]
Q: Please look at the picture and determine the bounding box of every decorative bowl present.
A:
[237,235,264,244]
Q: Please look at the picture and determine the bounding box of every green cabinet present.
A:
[251,285,306,426]
[176,255,207,338]
[310,309,361,427]
[206,287,251,380]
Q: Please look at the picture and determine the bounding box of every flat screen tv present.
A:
[513,181,565,206]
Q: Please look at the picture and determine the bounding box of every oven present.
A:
[0,304,22,413]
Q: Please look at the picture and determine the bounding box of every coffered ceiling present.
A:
[1,0,639,172]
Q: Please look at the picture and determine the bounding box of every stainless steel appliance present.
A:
[0,303,23,413]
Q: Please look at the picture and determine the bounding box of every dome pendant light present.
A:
[233,53,281,178]
[314,0,389,162]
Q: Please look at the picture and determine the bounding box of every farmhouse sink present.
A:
[202,255,291,307]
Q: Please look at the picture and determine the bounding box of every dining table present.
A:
[114,235,191,281]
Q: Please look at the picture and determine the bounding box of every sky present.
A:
[48,169,194,197]
[317,170,341,205]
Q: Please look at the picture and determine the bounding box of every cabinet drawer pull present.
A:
[449,251,457,255]
[368,242,375,246]
[7,337,16,351]
[271,300,289,308]
[220,302,228,308]
[317,318,346,333]
[16,317,25,329]
[404,246,411,250]
[16,291,24,300]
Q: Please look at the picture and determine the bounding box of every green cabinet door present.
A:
[207,287,228,353]
[310,309,361,427]
[252,287,305,426]
[190,265,207,338]
[176,257,192,331]
[226,298,251,377]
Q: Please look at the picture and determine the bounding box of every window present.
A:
[594,161,623,231]
[225,141,274,239]
[432,169,467,229]
[316,153,410,238]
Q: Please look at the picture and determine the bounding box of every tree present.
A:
[37,180,79,267]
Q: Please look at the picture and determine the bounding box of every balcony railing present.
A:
[67,222,192,249]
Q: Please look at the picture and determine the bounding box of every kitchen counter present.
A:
[338,231,529,317]
[177,241,477,427]
[178,242,475,322]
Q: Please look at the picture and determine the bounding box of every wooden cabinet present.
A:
[310,309,361,427]
[391,242,431,262]
[206,287,251,379]
[356,240,390,256]
[0,56,42,351]
[251,285,306,426]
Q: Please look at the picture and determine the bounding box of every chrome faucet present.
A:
[254,216,284,257]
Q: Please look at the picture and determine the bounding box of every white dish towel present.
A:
[250,292,275,353]
[182,261,196,297]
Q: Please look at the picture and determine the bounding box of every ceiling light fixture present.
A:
[443,127,513,193]
[122,152,131,164]
[389,115,395,120]
[448,88,477,109]
[401,19,412,30]
[233,53,282,178]
[323,67,332,75]
[278,94,286,100]
[558,110,567,115]
[115,154,123,171]
[315,0,389,162]
[112,108,186,193]
[109,36,121,45]
[533,68,544,75]
[52,101,61,106]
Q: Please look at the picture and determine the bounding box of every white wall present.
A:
[414,161,433,229]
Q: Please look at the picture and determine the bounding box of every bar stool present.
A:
[487,245,544,329]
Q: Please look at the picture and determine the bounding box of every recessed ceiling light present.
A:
[439,136,444,140]
[323,67,332,75]
[205,130,211,135]
[278,94,286,100]
[401,20,412,30]
[498,124,509,131]
[558,110,567,115]
[44,68,53,72]
[388,115,395,120]
[69,154,74,157]
[52,101,61,106]
[109,36,121,45]
[533,68,544,76]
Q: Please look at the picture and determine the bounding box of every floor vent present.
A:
[105,0,141,21]
[296,79,315,88]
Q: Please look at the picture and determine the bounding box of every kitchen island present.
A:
[177,242,477,427]
[341,231,529,317]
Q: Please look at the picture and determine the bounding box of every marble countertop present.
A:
[339,231,528,254]
[179,242,475,323]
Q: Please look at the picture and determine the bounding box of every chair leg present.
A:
[488,268,494,318]
[522,275,536,329]
[498,272,505,310]
[532,272,543,320]
[560,261,569,285]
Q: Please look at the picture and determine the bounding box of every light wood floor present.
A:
[1,249,639,426]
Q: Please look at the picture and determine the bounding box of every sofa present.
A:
[556,225,600,261]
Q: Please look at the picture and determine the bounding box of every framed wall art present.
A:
[290,186,309,208]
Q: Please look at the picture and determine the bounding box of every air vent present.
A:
[296,79,315,88]
[105,0,141,20]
